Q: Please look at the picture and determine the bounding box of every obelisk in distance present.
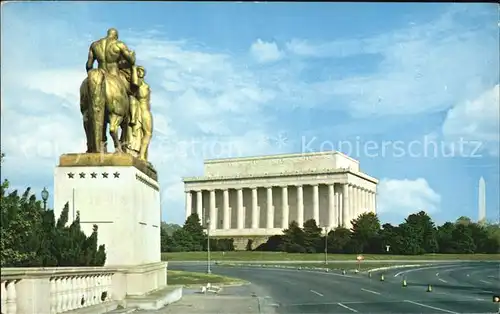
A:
[478,176,486,224]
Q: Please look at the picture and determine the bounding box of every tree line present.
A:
[162,211,500,255]
[1,153,106,267]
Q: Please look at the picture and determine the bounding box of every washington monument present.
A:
[478,176,486,223]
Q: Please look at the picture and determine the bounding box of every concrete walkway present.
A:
[135,294,263,313]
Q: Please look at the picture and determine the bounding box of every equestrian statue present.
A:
[79,28,153,162]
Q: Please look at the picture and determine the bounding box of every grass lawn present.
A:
[162,251,500,261]
[167,270,246,286]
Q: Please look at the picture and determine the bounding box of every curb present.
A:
[363,264,424,274]
[217,262,335,273]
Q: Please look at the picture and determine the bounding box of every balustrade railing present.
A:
[1,267,115,314]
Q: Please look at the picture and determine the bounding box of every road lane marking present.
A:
[338,302,358,312]
[394,264,457,277]
[438,278,448,283]
[310,289,323,297]
[479,280,491,284]
[436,272,440,276]
[361,288,380,295]
[404,300,459,313]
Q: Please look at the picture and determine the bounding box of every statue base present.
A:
[54,153,161,266]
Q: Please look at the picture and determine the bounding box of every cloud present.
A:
[283,6,498,118]
[1,9,290,224]
[250,39,283,63]
[442,84,499,157]
[377,178,441,217]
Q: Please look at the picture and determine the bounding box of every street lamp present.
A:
[324,226,329,265]
[41,187,49,210]
[206,218,211,274]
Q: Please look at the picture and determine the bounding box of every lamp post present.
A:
[324,226,329,265]
[41,187,49,210]
[206,218,211,274]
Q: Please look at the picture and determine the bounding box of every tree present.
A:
[451,224,476,253]
[403,211,439,253]
[282,221,306,253]
[436,222,456,253]
[302,219,322,253]
[1,180,106,267]
[327,227,351,253]
[349,213,381,253]
[183,213,204,251]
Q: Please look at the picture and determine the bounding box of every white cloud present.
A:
[1,12,290,224]
[250,39,283,63]
[283,7,498,118]
[442,84,499,156]
[377,178,441,217]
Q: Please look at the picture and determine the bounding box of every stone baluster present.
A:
[75,277,81,308]
[105,274,112,300]
[90,276,97,305]
[63,277,71,312]
[5,280,16,314]
[1,281,6,313]
[56,277,64,313]
[49,278,57,313]
[83,276,90,307]
[71,277,79,310]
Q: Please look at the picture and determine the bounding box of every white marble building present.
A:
[182,151,378,239]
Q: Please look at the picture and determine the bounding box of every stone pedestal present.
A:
[54,153,161,266]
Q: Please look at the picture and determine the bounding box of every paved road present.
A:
[169,262,500,313]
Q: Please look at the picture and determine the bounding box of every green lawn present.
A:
[162,251,500,261]
[167,270,245,286]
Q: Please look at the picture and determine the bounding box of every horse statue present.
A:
[79,68,131,154]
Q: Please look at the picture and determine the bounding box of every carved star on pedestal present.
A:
[90,172,97,178]
[67,172,75,179]
[102,172,109,178]
[79,172,85,178]
[113,172,120,178]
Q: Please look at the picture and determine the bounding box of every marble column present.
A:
[196,191,203,219]
[266,187,274,228]
[336,191,342,227]
[209,190,216,230]
[373,191,377,213]
[312,184,319,224]
[185,191,192,219]
[251,188,259,229]
[342,184,349,227]
[237,188,244,229]
[349,185,355,223]
[281,186,289,228]
[223,189,230,229]
[297,185,304,227]
[328,184,335,228]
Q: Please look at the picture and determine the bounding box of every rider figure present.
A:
[85,28,140,126]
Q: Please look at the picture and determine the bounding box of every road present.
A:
[169,261,500,313]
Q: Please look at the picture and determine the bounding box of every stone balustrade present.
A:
[0,262,168,314]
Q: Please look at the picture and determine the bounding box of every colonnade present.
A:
[185,183,376,231]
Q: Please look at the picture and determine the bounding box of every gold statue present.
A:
[79,28,153,162]
[122,66,153,161]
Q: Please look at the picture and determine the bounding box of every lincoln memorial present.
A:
[182,151,378,248]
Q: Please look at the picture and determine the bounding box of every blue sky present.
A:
[1,2,499,226]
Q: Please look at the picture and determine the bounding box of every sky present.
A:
[1,2,499,226]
